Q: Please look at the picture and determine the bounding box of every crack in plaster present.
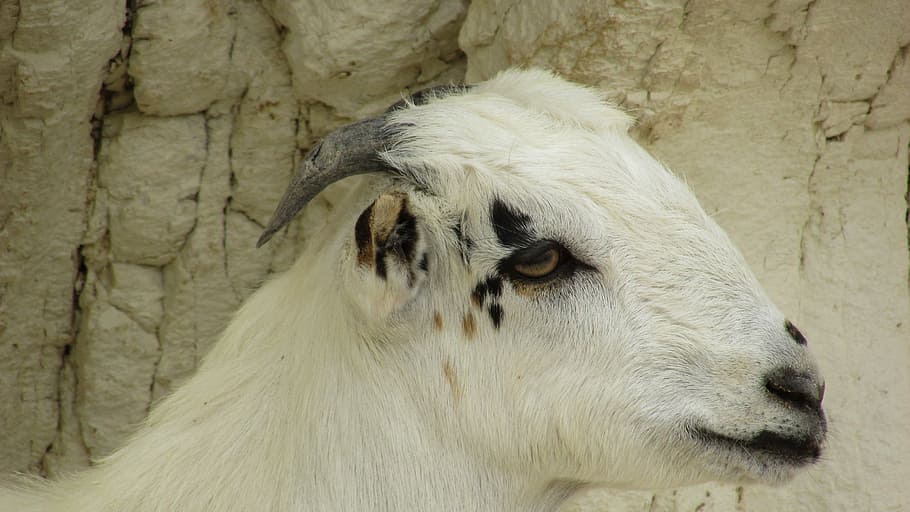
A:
[772,0,817,97]
[134,20,217,408]
[4,0,21,51]
[105,0,138,114]
[867,43,908,108]
[646,494,657,512]
[223,121,237,302]
[487,2,515,49]
[181,112,215,370]
[792,3,910,325]
[221,13,242,303]
[233,207,264,229]
[147,310,163,414]
[679,0,692,30]
[105,0,165,414]
[797,99,826,320]
[38,0,140,473]
[642,39,666,83]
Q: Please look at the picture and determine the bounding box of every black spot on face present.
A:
[490,198,533,248]
[785,320,807,346]
[488,303,503,329]
[418,253,429,272]
[471,276,505,328]
[471,276,503,308]
[471,281,488,307]
[485,276,503,299]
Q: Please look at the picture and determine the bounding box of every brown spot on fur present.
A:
[433,311,443,331]
[511,280,549,298]
[442,360,461,404]
[462,313,476,340]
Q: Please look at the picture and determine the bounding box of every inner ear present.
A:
[350,190,428,318]
[355,190,418,279]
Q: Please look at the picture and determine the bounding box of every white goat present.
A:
[1,69,826,512]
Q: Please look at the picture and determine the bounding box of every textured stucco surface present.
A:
[1,0,908,510]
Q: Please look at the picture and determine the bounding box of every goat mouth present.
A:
[690,426,823,466]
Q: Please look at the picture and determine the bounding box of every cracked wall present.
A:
[1,0,469,475]
[1,0,908,510]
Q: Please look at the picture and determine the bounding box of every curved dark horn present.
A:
[256,116,395,247]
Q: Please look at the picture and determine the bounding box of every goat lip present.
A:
[689,426,823,466]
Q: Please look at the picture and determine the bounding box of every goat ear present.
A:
[348,190,429,319]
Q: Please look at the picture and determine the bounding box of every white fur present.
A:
[0,69,824,512]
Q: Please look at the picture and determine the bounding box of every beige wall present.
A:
[1,0,907,510]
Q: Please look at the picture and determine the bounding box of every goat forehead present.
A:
[384,71,716,246]
[469,68,633,133]
[383,71,634,187]
[388,119,696,215]
[395,140,707,246]
[386,107,702,221]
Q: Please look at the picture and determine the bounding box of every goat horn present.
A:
[256,116,395,247]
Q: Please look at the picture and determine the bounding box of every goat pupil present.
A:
[514,247,560,277]
[505,241,567,280]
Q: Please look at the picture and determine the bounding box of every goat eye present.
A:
[508,242,565,279]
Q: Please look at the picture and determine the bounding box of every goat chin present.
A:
[0,68,826,512]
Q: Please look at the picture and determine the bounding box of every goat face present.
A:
[274,70,827,489]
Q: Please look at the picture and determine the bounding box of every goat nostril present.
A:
[764,367,823,412]
[785,319,807,346]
